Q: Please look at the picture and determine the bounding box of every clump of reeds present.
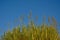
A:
[0,11,60,40]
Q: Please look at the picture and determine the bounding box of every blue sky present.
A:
[0,0,60,35]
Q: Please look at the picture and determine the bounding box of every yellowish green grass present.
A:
[0,12,60,40]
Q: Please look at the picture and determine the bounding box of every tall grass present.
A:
[0,12,60,40]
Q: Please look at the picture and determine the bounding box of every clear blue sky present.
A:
[0,0,60,35]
